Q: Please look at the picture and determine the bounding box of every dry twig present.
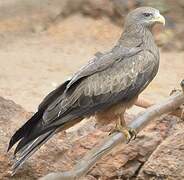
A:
[40,81,184,180]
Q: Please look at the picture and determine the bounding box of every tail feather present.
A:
[13,122,61,155]
[8,111,42,151]
[12,129,56,175]
[8,80,72,174]
[8,80,70,152]
[14,135,35,155]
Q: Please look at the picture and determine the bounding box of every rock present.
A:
[0,0,69,35]
[137,121,184,180]
[88,116,178,179]
[0,96,32,179]
[0,96,69,179]
[0,97,31,150]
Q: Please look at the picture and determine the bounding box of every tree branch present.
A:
[135,98,154,108]
[40,84,184,180]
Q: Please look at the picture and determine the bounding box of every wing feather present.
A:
[42,49,158,127]
[66,46,142,91]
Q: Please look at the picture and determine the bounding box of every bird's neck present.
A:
[119,23,156,49]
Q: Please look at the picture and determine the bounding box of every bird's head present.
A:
[125,7,165,29]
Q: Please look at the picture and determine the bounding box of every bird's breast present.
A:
[95,96,137,125]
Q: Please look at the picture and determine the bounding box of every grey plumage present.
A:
[8,7,164,174]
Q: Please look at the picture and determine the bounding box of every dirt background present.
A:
[0,0,184,179]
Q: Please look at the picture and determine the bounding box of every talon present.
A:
[108,128,116,136]
[129,128,137,140]
[123,127,137,143]
[109,125,137,143]
[109,116,137,143]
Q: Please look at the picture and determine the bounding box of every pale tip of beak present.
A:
[155,14,165,26]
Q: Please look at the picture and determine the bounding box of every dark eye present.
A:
[143,13,152,17]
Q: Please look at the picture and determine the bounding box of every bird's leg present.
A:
[109,115,137,143]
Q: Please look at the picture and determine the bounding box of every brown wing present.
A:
[66,46,142,91]
[42,49,158,126]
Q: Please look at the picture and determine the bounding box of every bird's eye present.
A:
[143,13,152,17]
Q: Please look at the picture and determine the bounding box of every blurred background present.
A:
[0,0,183,112]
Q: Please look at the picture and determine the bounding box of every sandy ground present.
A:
[0,14,183,112]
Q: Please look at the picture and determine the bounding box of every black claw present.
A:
[132,133,137,140]
[126,138,131,144]
[128,129,137,141]
[126,132,133,144]
[108,129,116,136]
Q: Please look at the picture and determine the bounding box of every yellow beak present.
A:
[152,14,165,26]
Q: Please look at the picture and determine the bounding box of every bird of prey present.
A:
[8,7,165,174]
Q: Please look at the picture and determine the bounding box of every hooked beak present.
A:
[152,13,165,26]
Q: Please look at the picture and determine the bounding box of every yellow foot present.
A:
[109,126,137,143]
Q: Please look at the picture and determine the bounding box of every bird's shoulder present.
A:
[82,49,156,97]
[66,45,142,92]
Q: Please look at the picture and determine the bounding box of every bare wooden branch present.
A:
[135,96,183,120]
[40,89,184,180]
